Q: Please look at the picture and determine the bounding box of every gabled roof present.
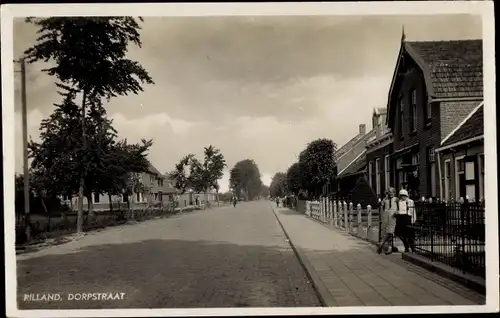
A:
[335,133,366,159]
[405,40,483,99]
[441,102,484,148]
[147,163,162,177]
[338,149,367,177]
[387,38,483,126]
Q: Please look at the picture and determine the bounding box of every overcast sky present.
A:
[13,14,482,192]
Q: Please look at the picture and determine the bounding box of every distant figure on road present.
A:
[276,197,280,208]
[377,187,397,255]
[232,195,237,207]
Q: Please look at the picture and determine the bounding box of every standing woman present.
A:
[394,189,416,252]
[377,187,398,254]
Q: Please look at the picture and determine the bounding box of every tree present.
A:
[298,138,337,198]
[286,162,302,195]
[229,159,263,201]
[23,17,154,233]
[169,154,195,195]
[260,184,270,198]
[100,138,153,213]
[29,94,153,221]
[203,145,226,205]
[270,172,287,198]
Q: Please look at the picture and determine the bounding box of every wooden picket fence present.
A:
[305,198,381,244]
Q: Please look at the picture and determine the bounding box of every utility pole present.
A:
[20,58,31,242]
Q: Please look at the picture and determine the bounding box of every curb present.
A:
[401,252,486,295]
[268,203,336,307]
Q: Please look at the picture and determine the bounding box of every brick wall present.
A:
[440,100,482,143]
[389,58,442,198]
[366,142,393,197]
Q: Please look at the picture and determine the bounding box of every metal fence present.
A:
[297,197,485,278]
[15,201,197,245]
[410,200,485,278]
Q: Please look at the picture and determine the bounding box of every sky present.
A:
[12,14,482,193]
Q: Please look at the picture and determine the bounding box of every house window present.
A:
[384,155,391,190]
[368,161,373,189]
[375,158,381,196]
[94,192,100,203]
[396,158,403,170]
[428,147,435,163]
[150,175,155,183]
[398,97,404,138]
[412,153,419,166]
[410,89,417,132]
[428,147,436,197]
[455,157,465,200]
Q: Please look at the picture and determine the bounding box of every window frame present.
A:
[454,155,466,199]
[375,158,381,196]
[410,89,417,133]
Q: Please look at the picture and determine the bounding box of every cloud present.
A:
[12,14,482,185]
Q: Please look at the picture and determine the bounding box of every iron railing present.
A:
[409,200,485,277]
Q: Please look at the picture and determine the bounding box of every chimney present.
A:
[359,124,366,135]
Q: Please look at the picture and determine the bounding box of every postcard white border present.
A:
[2,1,498,317]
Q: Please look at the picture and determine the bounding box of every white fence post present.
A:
[342,201,348,230]
[322,197,326,222]
[367,205,373,242]
[357,204,362,237]
[333,200,338,227]
[348,202,354,233]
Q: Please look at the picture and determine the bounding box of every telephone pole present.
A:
[20,58,31,242]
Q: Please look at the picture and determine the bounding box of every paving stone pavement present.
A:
[16,202,320,309]
[271,205,486,307]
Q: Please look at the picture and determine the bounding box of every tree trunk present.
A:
[76,90,87,233]
[216,189,220,206]
[108,193,113,213]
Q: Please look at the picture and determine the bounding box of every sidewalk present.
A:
[271,205,485,307]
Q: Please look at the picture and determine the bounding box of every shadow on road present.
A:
[17,238,321,309]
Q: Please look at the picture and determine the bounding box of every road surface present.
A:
[16,201,321,309]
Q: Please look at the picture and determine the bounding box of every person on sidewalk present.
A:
[377,187,398,255]
[394,189,416,253]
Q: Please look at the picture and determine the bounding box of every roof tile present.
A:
[406,40,483,98]
[441,104,483,147]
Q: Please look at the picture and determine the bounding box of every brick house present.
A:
[69,162,176,210]
[330,124,377,202]
[386,35,483,199]
[366,107,393,199]
[435,103,484,201]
